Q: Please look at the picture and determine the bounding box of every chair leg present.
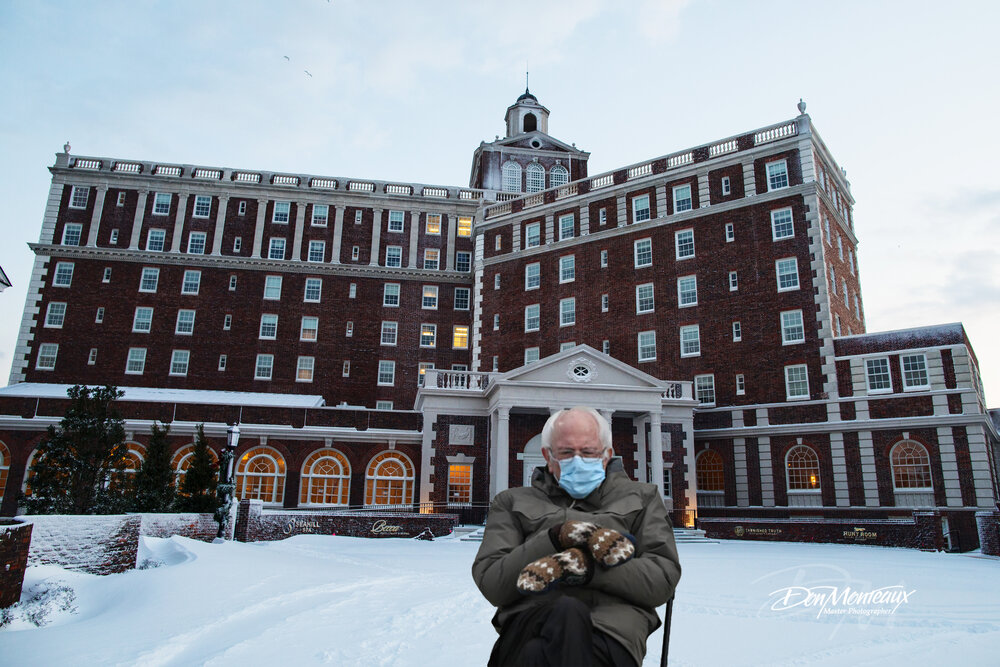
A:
[659,597,673,667]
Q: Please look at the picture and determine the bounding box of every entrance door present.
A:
[521,434,545,486]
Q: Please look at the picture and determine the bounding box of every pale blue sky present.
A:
[1,0,998,400]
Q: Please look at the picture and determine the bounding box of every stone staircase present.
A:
[457,526,716,544]
[456,526,485,542]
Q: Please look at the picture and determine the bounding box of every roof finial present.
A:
[797,98,807,115]
[525,63,530,94]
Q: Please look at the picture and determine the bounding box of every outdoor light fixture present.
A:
[215,422,240,539]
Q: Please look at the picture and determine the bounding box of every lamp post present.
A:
[215,422,240,539]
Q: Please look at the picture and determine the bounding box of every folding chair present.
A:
[659,597,674,667]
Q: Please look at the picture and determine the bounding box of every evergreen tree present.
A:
[23,385,129,515]
[175,424,220,512]
[131,422,175,512]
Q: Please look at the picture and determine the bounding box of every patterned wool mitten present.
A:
[550,520,636,568]
[516,548,594,594]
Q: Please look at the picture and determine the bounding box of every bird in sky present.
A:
[304,70,313,77]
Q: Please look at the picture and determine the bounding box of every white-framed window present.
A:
[558,213,574,241]
[632,194,651,222]
[602,294,609,312]
[525,304,540,332]
[312,204,328,226]
[550,164,569,188]
[352,246,360,261]
[153,192,171,216]
[602,340,610,354]
[296,356,315,382]
[901,354,930,390]
[599,208,607,226]
[680,324,700,357]
[139,267,159,293]
[600,249,608,267]
[36,343,58,370]
[636,283,655,314]
[843,280,850,306]
[146,228,165,251]
[728,271,739,291]
[457,217,472,237]
[456,251,472,272]
[767,159,789,191]
[52,223,81,250]
[255,354,274,380]
[736,373,745,395]
[560,298,576,326]
[890,440,934,496]
[560,342,576,352]
[308,240,325,262]
[525,222,541,248]
[420,324,437,348]
[95,307,105,323]
[375,401,394,411]
[175,309,196,335]
[721,176,731,196]
[354,210,363,224]
[300,316,319,341]
[673,184,692,212]
[494,273,501,290]
[272,201,291,223]
[88,348,97,365]
[268,238,286,260]
[53,262,74,287]
[559,255,575,283]
[525,262,540,290]
[454,287,470,310]
[238,201,247,215]
[447,462,473,505]
[494,235,502,251]
[342,360,350,377]
[785,364,809,400]
[453,325,469,349]
[126,347,147,374]
[170,350,190,376]
[865,358,892,393]
[837,235,844,260]
[116,191,126,206]
[109,229,119,244]
[259,314,278,339]
[732,321,742,341]
[304,278,322,302]
[349,282,357,298]
[103,267,112,283]
[186,232,207,254]
[264,275,282,300]
[181,270,201,295]
[493,314,500,331]
[69,185,89,209]
[193,195,212,218]
[678,275,697,307]
[786,444,820,490]
[771,208,794,240]
[233,237,242,252]
[695,375,716,405]
[524,347,540,364]
[380,321,398,346]
[634,238,653,268]
[346,321,353,337]
[418,362,434,387]
[502,161,522,192]
[781,310,805,345]
[835,315,842,337]
[725,223,735,242]
[132,307,153,333]
[229,275,237,291]
[223,314,232,330]
[388,210,405,233]
[675,229,695,259]
[422,285,438,309]
[638,330,656,362]
[526,162,545,193]
[776,257,799,291]
[44,302,66,328]
[830,266,838,295]
[383,283,400,307]
[385,246,402,267]
[377,360,395,385]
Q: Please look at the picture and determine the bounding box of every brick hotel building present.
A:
[0,91,997,549]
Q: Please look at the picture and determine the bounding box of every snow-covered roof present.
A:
[0,383,325,408]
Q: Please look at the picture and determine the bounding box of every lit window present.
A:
[454,287,470,310]
[456,251,471,272]
[263,275,282,300]
[312,204,328,226]
[678,275,697,307]
[560,298,576,326]
[61,223,83,246]
[299,449,350,506]
[308,240,325,262]
[304,278,322,302]
[300,316,319,341]
[634,238,652,268]
[495,235,502,251]
[771,208,794,240]
[116,191,126,206]
[524,347,540,364]
[457,217,472,237]
[187,232,206,254]
[781,310,805,345]
[268,238,286,260]
[866,358,891,392]
[259,314,278,339]
[132,307,153,333]
[389,210,405,233]
[420,324,437,348]
[632,194,651,222]
[638,330,656,362]
[255,354,274,380]
[890,441,933,492]
[386,246,402,267]
[502,161,522,192]
[680,324,700,357]
[558,214,574,241]
[175,309,196,335]
[181,270,201,295]
[901,354,929,390]
[453,325,469,349]
[424,249,439,270]
[272,201,290,223]
[732,321,742,341]
[193,195,212,218]
[695,375,715,405]
[422,285,438,309]
[673,184,692,212]
[296,356,315,382]
[786,445,820,489]
[153,193,171,216]
[559,255,575,283]
[377,360,395,385]
[418,362,434,387]
[139,267,159,292]
[69,185,89,209]
[383,283,400,307]
[525,304,540,332]
[526,163,545,192]
[785,364,809,400]
[44,302,66,328]
[766,160,789,191]
[381,321,398,346]
[170,350,190,376]
[126,347,147,374]
[36,343,58,370]
[675,229,695,259]
[364,451,413,506]
[636,283,654,314]
[728,271,738,291]
[146,228,165,251]
[525,262,540,290]
[776,257,799,291]
[447,463,473,505]
[721,176,731,196]
[53,262,74,287]
[424,214,441,235]
[236,446,286,504]
[525,222,541,248]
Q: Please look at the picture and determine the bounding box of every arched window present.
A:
[112,443,145,490]
[171,443,219,486]
[300,448,351,506]
[22,448,40,497]
[785,444,821,506]
[523,112,537,133]
[696,449,725,507]
[891,440,934,507]
[501,161,522,193]
[0,441,9,502]
[236,446,286,505]
[525,163,545,193]
[550,164,569,188]
[365,451,414,507]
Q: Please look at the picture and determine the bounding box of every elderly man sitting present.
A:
[472,407,681,666]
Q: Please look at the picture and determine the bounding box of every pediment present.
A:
[494,345,665,390]
[491,131,586,155]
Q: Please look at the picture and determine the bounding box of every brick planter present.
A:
[976,511,1000,556]
[0,518,33,608]
[20,514,141,575]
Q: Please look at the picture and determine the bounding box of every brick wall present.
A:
[0,519,32,607]
[976,511,1000,556]
[138,512,220,542]
[21,514,140,575]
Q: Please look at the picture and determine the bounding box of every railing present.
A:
[112,161,142,173]
[709,139,737,157]
[628,163,652,179]
[484,202,512,219]
[310,177,337,189]
[555,183,578,199]
[590,174,614,189]
[458,189,481,200]
[667,151,693,168]
[235,171,261,183]
[523,193,544,208]
[495,192,519,201]
[385,183,412,195]
[272,174,300,186]
[194,168,222,180]
[424,186,449,198]
[754,122,797,145]
[348,180,375,192]
[72,158,101,170]
[427,369,492,391]
[153,165,181,177]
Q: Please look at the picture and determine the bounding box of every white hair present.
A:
[540,407,613,453]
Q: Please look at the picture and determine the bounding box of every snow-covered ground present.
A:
[2,533,999,666]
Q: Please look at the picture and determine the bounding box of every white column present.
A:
[211,196,229,255]
[742,161,757,197]
[331,206,344,264]
[419,410,438,508]
[830,432,849,506]
[251,198,267,258]
[858,431,878,506]
[291,201,306,261]
[655,185,667,220]
[544,213,554,244]
[446,211,457,270]
[85,185,108,246]
[632,416,647,482]
[495,407,510,494]
[697,172,710,208]
[408,211,419,268]
[616,194,627,227]
[758,437,774,506]
[733,437,749,506]
[937,427,963,507]
[649,411,665,497]
[369,208,383,266]
[128,190,149,249]
[169,193,189,252]
[579,206,589,236]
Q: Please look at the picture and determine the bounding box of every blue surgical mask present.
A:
[557,455,606,499]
